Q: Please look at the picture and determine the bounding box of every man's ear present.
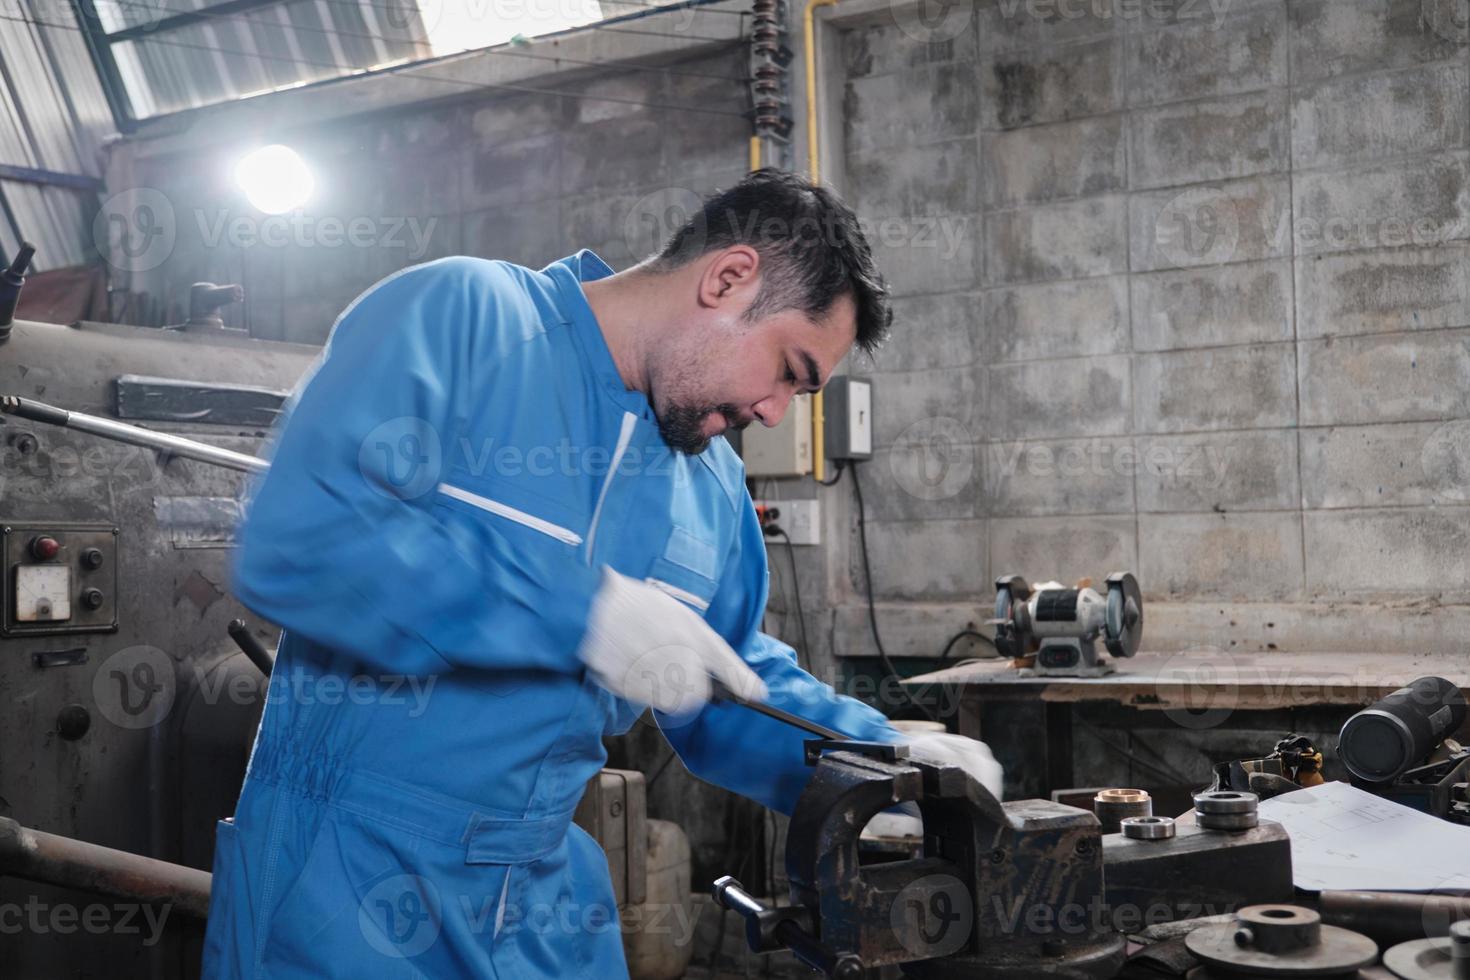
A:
[698,246,760,309]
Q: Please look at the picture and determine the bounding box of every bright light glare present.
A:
[421,0,603,56]
[235,145,314,215]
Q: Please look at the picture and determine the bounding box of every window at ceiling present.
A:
[79,0,611,123]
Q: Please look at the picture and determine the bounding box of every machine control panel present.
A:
[3,523,119,636]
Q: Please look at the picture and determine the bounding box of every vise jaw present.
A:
[782,743,1127,980]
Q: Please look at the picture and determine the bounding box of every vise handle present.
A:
[712,876,864,979]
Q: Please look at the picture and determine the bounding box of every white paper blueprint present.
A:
[1256,781,1470,892]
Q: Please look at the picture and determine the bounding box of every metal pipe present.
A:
[1320,890,1470,945]
[1,395,269,473]
[0,817,212,919]
[710,678,847,741]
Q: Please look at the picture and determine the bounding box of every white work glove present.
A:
[903,731,1005,800]
[863,734,1005,841]
[577,568,768,715]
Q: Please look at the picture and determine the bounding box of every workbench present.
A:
[902,651,1470,800]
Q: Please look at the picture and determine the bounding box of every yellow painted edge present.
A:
[804,0,836,483]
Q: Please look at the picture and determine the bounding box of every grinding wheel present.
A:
[1105,572,1143,659]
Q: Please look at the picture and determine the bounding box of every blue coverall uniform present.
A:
[201,250,902,978]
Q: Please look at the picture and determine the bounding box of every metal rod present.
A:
[713,875,862,978]
[1320,890,1470,945]
[0,817,211,919]
[709,678,847,741]
[228,619,275,676]
[1,396,269,473]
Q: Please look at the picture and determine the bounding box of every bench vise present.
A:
[715,740,1293,979]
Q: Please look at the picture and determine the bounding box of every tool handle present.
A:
[708,677,847,741]
[228,619,275,677]
[712,876,863,979]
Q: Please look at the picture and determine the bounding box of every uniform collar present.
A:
[544,250,654,421]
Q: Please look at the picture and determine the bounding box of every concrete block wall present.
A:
[833,0,1470,660]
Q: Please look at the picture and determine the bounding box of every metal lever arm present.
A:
[707,677,847,741]
[713,875,864,979]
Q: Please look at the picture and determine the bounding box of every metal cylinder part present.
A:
[1121,815,1177,840]
[1188,904,1378,977]
[1321,891,1470,945]
[1195,791,1260,832]
[1199,811,1258,834]
[1339,676,1468,784]
[1383,921,1470,980]
[1234,905,1322,954]
[1095,788,1152,834]
[1194,791,1260,815]
[0,816,211,919]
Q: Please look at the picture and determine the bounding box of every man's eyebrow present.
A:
[800,350,822,391]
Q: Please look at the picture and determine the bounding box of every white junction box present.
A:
[739,394,813,478]
[755,498,821,546]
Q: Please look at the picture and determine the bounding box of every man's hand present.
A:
[578,568,768,715]
[904,731,1005,799]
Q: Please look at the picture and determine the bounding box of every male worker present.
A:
[203,169,1001,978]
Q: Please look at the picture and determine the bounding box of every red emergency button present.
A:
[30,536,60,561]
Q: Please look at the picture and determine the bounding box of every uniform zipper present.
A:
[584,412,637,565]
[645,578,710,612]
[436,483,582,545]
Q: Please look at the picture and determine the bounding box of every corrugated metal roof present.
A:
[0,0,115,272]
[109,0,435,119]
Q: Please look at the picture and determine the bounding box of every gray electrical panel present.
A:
[824,376,873,461]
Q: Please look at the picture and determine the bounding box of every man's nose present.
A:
[753,391,794,428]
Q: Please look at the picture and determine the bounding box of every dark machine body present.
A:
[0,317,317,978]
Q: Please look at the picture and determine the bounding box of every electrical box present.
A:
[824,376,872,461]
[740,393,813,478]
[2,522,119,636]
[754,498,821,546]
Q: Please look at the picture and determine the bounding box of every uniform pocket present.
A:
[645,526,720,613]
[256,810,426,975]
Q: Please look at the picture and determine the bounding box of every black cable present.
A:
[940,628,995,660]
[769,527,810,671]
[849,463,939,723]
[766,809,779,904]
[816,459,845,486]
[646,744,680,787]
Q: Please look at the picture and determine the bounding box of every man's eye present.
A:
[784,364,797,384]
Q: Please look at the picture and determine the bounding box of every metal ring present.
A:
[1121,816,1176,840]
[1193,790,1259,815]
[1198,811,1260,832]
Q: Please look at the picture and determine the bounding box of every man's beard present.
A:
[657,402,745,455]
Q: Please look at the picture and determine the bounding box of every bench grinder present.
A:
[991,573,1143,677]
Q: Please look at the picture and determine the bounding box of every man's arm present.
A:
[232,258,600,676]
[656,491,902,815]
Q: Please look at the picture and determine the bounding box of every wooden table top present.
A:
[902,651,1470,709]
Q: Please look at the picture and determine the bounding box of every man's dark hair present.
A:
[647,169,892,353]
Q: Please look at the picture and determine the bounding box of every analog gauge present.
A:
[16,565,73,621]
